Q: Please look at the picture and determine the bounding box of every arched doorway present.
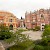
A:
[9,24,13,30]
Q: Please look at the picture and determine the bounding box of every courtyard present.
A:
[22,31,43,40]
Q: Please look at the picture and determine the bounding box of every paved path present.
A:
[0,42,5,50]
[0,40,15,49]
[22,31,43,40]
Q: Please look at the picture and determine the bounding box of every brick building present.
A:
[25,9,50,30]
[0,11,18,30]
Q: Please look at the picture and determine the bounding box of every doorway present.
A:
[9,24,13,30]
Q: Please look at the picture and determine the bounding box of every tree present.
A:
[42,25,50,45]
[42,27,50,36]
[44,25,50,29]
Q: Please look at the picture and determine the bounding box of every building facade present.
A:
[0,11,18,30]
[25,9,50,30]
[0,9,50,31]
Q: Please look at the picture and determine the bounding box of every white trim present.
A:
[41,23,45,31]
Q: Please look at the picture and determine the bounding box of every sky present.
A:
[0,0,50,19]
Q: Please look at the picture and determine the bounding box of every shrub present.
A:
[0,31,12,40]
[7,45,25,50]
[0,24,15,47]
[17,28,28,33]
[7,40,34,50]
[44,46,50,50]
[33,28,36,31]
[0,24,13,40]
[35,26,40,31]
[34,45,44,50]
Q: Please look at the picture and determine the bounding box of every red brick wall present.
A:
[25,9,50,29]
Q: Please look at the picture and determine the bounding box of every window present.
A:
[32,17,35,19]
[41,14,44,18]
[32,22,35,25]
[11,15,12,17]
[9,19,12,22]
[0,20,3,23]
[42,25,44,26]
[27,20,30,22]
[38,19,40,21]
[33,20,35,22]
[42,27,44,30]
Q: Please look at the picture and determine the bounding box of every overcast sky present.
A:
[0,0,50,18]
